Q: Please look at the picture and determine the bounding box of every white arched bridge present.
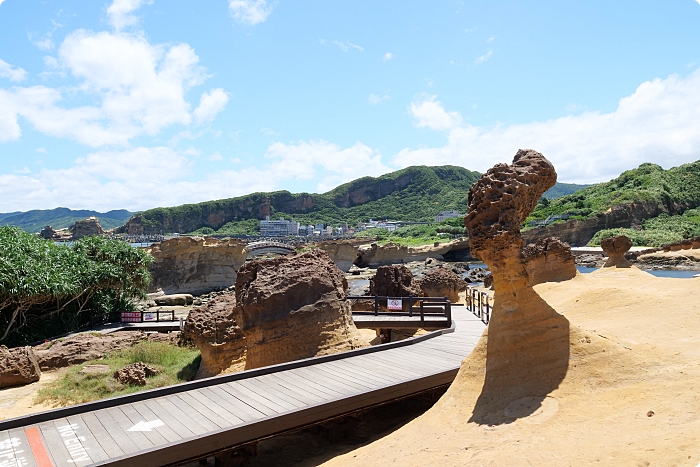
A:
[244,241,297,257]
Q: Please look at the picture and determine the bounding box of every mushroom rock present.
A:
[463,149,570,424]
[182,292,246,378]
[234,249,366,369]
[601,235,633,268]
[522,236,577,286]
[0,345,41,388]
[419,267,467,303]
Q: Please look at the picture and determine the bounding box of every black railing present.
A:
[347,295,452,324]
[466,287,491,324]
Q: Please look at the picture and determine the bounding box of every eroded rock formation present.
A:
[464,149,569,423]
[601,235,633,268]
[182,292,246,378]
[69,217,104,239]
[522,237,577,285]
[0,345,41,388]
[419,267,466,303]
[354,239,470,268]
[315,240,361,272]
[234,250,366,369]
[113,362,159,386]
[369,265,423,297]
[147,236,247,295]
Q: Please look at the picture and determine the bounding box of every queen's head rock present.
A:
[601,235,633,268]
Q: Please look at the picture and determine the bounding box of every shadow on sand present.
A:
[469,287,570,425]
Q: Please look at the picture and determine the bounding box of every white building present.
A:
[260,216,300,237]
[435,210,461,222]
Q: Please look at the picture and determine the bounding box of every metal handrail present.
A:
[346,295,452,324]
[466,286,491,324]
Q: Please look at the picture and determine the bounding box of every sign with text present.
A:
[120,312,142,323]
[387,299,403,310]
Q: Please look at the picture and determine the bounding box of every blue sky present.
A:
[1,0,700,212]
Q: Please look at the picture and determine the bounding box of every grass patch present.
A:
[35,341,200,407]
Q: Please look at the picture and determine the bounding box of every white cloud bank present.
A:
[396,69,700,183]
[229,0,274,26]
[0,141,393,211]
[0,58,27,82]
[107,0,151,31]
[0,29,227,146]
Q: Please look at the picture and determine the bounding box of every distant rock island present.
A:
[0,207,132,233]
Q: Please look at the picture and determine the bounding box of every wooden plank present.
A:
[78,412,126,459]
[143,398,200,438]
[220,382,288,415]
[129,402,181,444]
[7,427,40,467]
[309,366,378,391]
[92,409,144,454]
[273,369,349,400]
[38,420,90,467]
[290,365,369,395]
[105,407,157,450]
[197,387,264,423]
[232,379,300,412]
[64,415,111,464]
[336,354,425,381]
[153,397,216,434]
[254,373,326,406]
[239,376,311,408]
[321,360,400,387]
[174,392,240,429]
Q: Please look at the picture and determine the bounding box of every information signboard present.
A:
[387,299,403,310]
[120,312,142,323]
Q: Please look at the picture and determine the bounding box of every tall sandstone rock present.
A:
[147,236,248,295]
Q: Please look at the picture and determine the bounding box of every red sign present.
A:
[387,299,403,310]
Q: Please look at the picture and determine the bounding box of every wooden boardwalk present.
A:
[0,306,485,467]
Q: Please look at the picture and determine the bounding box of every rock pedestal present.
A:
[601,235,633,268]
[0,345,41,388]
[522,237,577,285]
[464,149,570,423]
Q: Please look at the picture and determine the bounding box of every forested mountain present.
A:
[0,208,133,233]
[118,165,587,235]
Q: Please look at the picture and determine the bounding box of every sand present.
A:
[0,369,66,421]
[322,268,700,466]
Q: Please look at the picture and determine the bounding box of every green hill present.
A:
[528,161,700,223]
[0,208,133,233]
[118,165,588,235]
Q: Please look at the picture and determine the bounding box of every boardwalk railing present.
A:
[346,295,451,322]
[466,287,491,324]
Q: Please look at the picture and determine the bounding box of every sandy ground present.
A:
[0,369,67,421]
[321,268,700,467]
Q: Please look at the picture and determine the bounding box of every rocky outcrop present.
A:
[419,267,466,302]
[154,294,194,306]
[69,216,104,239]
[0,345,41,388]
[369,265,423,298]
[522,237,577,285]
[234,250,366,369]
[354,238,470,268]
[147,236,248,295]
[464,267,490,284]
[315,240,361,272]
[464,149,570,421]
[33,331,174,371]
[113,362,159,386]
[182,292,246,378]
[39,225,58,240]
[601,235,633,268]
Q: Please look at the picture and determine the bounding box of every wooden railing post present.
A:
[374,294,378,316]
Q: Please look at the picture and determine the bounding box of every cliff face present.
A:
[354,238,470,268]
[147,236,248,295]
[523,202,670,246]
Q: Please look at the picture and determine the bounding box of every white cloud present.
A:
[0,59,27,82]
[36,147,47,153]
[333,41,364,52]
[228,0,274,26]
[394,69,700,184]
[0,0,6,6]
[474,49,493,66]
[383,52,394,62]
[487,36,495,43]
[0,30,211,147]
[208,151,223,161]
[409,95,463,131]
[194,88,229,124]
[368,93,389,105]
[13,166,31,174]
[107,0,151,31]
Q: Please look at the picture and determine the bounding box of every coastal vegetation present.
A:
[0,227,152,346]
[354,218,465,246]
[35,341,200,406]
[527,161,700,224]
[589,209,700,246]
